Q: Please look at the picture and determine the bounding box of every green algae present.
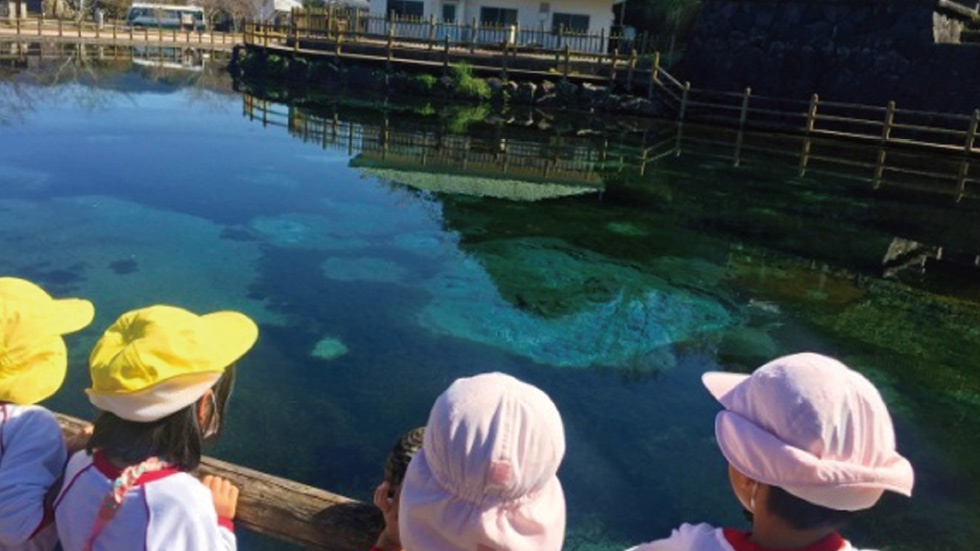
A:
[311,336,349,361]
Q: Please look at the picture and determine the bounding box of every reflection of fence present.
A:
[242,94,604,185]
[633,120,980,203]
[0,17,242,48]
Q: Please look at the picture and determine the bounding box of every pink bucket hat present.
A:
[703,353,914,512]
[399,372,566,551]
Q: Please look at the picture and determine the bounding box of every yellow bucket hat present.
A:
[87,305,258,422]
[0,277,95,405]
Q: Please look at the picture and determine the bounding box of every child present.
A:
[0,277,94,551]
[53,305,258,551]
[626,353,915,551]
[372,426,425,551]
[395,372,567,551]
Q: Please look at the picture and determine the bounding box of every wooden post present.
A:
[733,87,752,166]
[626,48,637,90]
[799,94,819,176]
[443,35,450,73]
[882,100,896,143]
[172,26,177,42]
[648,51,661,99]
[38,14,42,36]
[470,17,477,53]
[386,15,394,68]
[158,22,163,41]
[58,17,62,37]
[112,21,117,41]
[352,9,360,42]
[873,148,887,190]
[609,44,620,85]
[501,41,509,82]
[678,81,690,123]
[327,4,334,39]
[956,109,980,202]
[77,19,82,38]
[598,27,605,63]
[965,109,979,153]
[563,44,571,78]
[335,28,343,60]
[427,13,435,49]
[16,17,20,36]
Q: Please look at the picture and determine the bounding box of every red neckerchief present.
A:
[723,529,846,551]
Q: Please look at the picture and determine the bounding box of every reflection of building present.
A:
[243,94,605,199]
[132,46,206,71]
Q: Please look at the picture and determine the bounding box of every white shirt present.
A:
[54,450,235,551]
[626,523,865,551]
[0,404,65,551]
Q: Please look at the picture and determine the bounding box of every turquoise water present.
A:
[2,50,980,551]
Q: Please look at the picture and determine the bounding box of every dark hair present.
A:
[384,426,425,490]
[766,486,856,531]
[87,366,237,472]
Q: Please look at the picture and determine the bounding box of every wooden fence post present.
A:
[501,42,509,82]
[57,17,62,37]
[956,109,979,202]
[470,17,478,53]
[112,20,117,41]
[16,17,20,36]
[733,87,752,166]
[443,35,450,73]
[38,14,42,36]
[563,44,571,79]
[799,94,819,176]
[335,28,343,60]
[882,100,896,143]
[647,50,661,99]
[626,48,637,90]
[352,9,359,42]
[77,19,82,38]
[678,81,691,123]
[158,22,162,41]
[598,27,605,63]
[427,13,435,49]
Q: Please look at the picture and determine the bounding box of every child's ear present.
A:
[197,390,215,427]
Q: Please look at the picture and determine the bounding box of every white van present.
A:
[126,3,205,30]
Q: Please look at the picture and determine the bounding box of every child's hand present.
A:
[64,426,93,455]
[372,481,402,551]
[203,475,240,520]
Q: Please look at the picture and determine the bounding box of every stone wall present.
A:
[676,0,980,113]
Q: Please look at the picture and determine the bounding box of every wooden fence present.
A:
[647,57,980,166]
[0,16,242,48]
[287,8,674,56]
[56,414,380,551]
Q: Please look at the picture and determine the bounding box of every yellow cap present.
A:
[0,277,95,405]
[87,305,258,422]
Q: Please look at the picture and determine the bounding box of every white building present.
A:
[367,0,622,38]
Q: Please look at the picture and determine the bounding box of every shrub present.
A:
[451,62,491,100]
[411,73,439,92]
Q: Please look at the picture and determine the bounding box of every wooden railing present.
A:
[648,57,980,161]
[56,414,381,551]
[286,8,673,56]
[0,17,243,47]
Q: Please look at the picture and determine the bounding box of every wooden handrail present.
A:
[55,414,381,551]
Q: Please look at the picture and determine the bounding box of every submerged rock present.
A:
[249,214,368,250]
[311,336,349,361]
[418,240,738,369]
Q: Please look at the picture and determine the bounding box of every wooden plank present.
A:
[55,414,382,551]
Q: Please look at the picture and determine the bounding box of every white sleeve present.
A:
[0,408,66,546]
[144,475,236,551]
[624,523,721,551]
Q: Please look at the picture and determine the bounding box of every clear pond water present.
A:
[2,47,980,551]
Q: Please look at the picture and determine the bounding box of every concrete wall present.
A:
[675,0,980,114]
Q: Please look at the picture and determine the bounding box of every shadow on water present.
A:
[2,50,980,550]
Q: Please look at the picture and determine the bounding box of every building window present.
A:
[552,13,589,33]
[387,0,424,18]
[442,3,456,22]
[480,7,517,26]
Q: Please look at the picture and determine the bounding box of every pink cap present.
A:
[703,353,914,512]
[399,372,566,551]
